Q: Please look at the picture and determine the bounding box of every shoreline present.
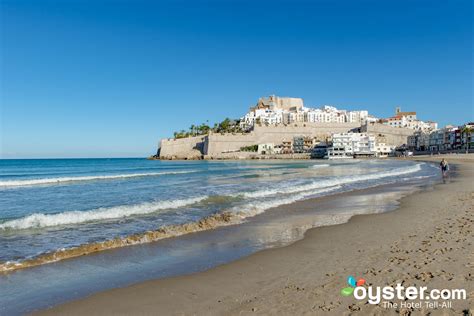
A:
[37,154,474,315]
[0,159,422,274]
[152,150,474,161]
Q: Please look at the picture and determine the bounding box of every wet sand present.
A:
[37,155,473,315]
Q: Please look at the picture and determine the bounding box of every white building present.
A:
[383,107,436,132]
[240,97,372,130]
[365,115,379,124]
[240,97,435,133]
[327,133,376,158]
[375,143,395,157]
[347,110,369,123]
[257,143,275,155]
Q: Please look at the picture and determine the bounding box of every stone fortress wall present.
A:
[159,123,413,159]
[159,135,206,159]
[205,123,361,156]
[361,123,415,145]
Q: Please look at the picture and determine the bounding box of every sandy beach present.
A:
[37,155,473,315]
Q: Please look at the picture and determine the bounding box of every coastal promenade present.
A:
[38,155,473,315]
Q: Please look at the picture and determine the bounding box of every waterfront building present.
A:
[311,143,328,159]
[327,133,376,158]
[408,123,472,152]
[407,131,430,151]
[375,143,395,157]
[293,136,305,153]
[461,122,474,150]
[429,129,445,151]
[292,136,315,153]
[257,143,275,155]
[273,145,283,154]
[449,128,462,150]
[407,133,417,150]
[281,140,293,154]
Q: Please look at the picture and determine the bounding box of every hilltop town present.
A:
[155,96,473,160]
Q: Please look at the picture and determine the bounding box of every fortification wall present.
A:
[205,133,258,156]
[205,123,360,156]
[158,123,413,159]
[253,123,360,139]
[159,136,206,159]
[361,123,414,146]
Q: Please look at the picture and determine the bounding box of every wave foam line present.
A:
[236,185,342,217]
[243,163,422,198]
[0,171,195,188]
[310,164,330,168]
[0,196,207,230]
[0,211,241,273]
[0,185,346,273]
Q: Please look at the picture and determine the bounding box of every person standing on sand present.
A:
[440,158,449,177]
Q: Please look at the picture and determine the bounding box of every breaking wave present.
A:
[237,185,343,217]
[0,186,343,273]
[243,164,422,198]
[0,164,422,231]
[0,196,208,230]
[0,162,429,273]
[0,171,195,188]
[0,211,241,273]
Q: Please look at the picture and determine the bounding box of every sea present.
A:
[0,158,440,314]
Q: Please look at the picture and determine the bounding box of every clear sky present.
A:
[1,0,472,158]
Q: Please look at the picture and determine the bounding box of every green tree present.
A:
[219,118,231,132]
[198,123,210,135]
[462,126,472,153]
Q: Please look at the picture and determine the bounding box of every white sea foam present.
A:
[235,186,343,217]
[401,175,434,181]
[310,164,330,168]
[0,171,195,188]
[0,164,424,231]
[0,196,207,230]
[243,164,422,198]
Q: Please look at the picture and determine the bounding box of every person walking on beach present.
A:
[440,158,449,177]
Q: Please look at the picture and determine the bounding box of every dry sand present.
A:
[37,155,473,316]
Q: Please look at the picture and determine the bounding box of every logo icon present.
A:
[341,275,366,296]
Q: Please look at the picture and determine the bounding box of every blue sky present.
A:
[1,0,472,158]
